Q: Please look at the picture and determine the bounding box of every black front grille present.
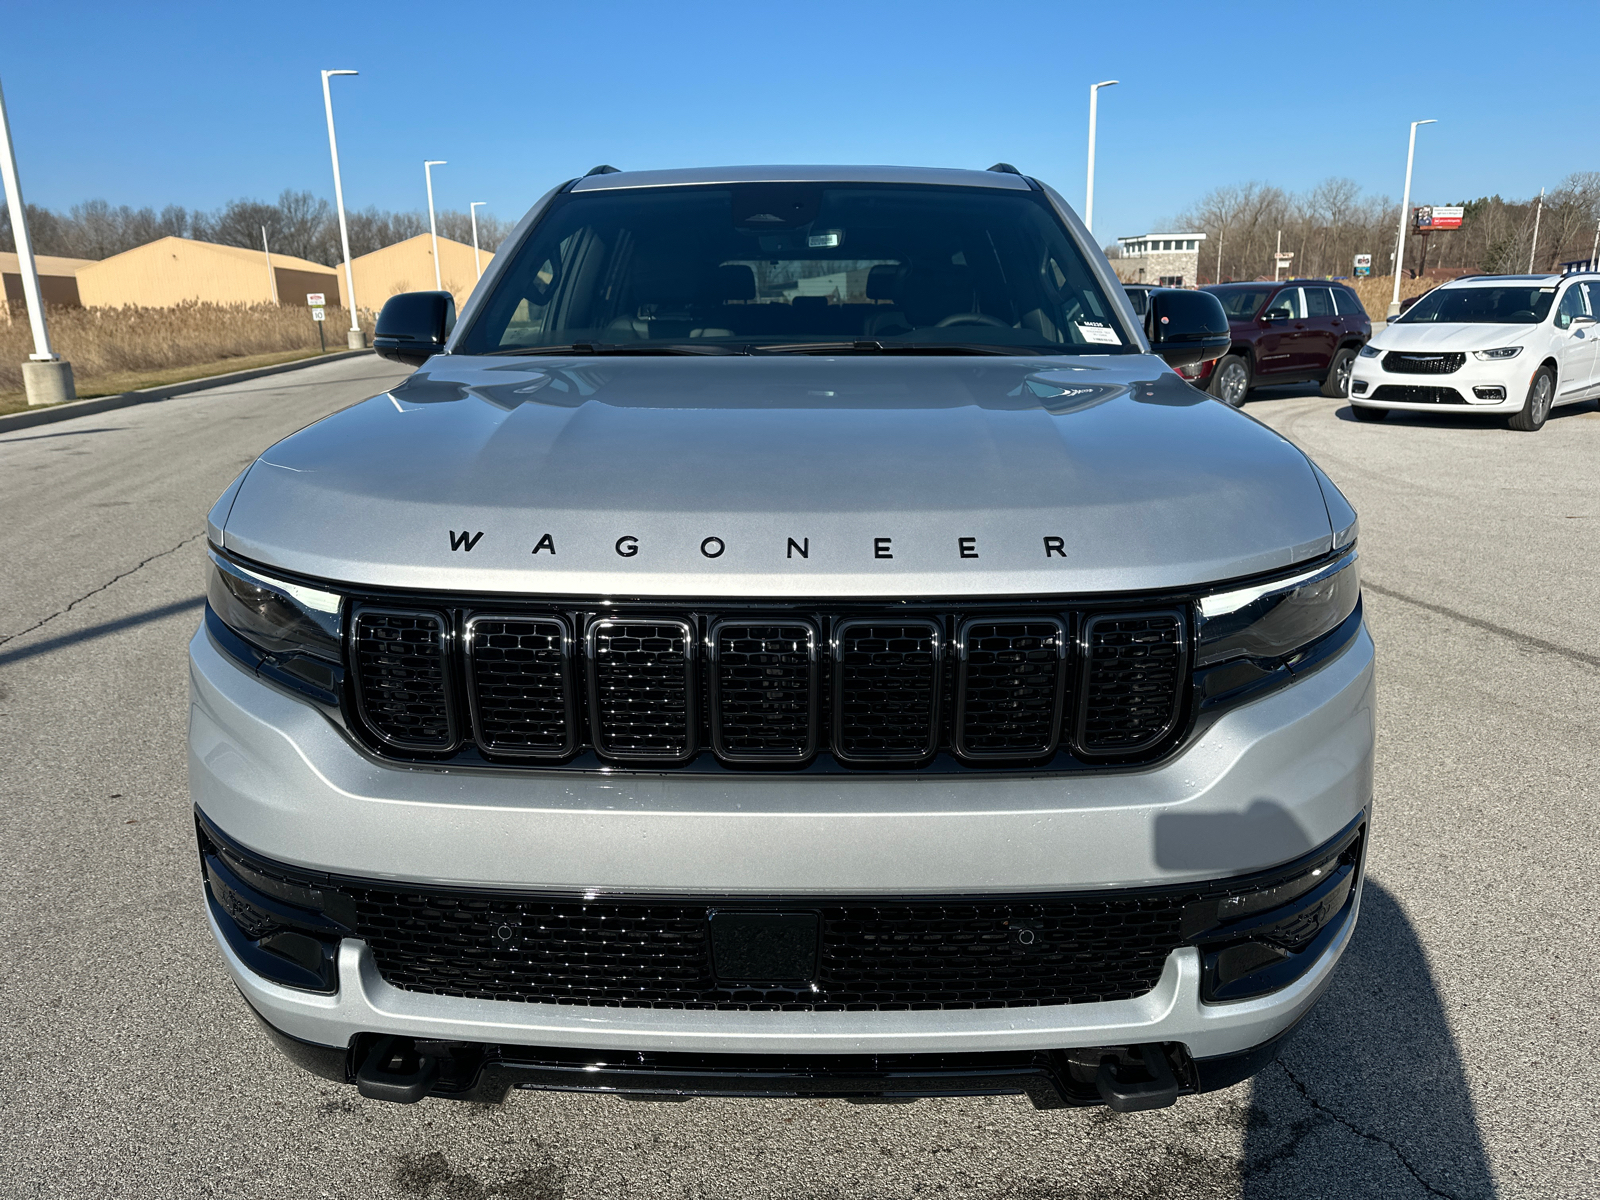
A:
[1382,351,1464,375]
[1078,613,1185,754]
[711,621,816,760]
[834,620,942,762]
[346,886,1189,1011]
[1371,384,1466,405]
[341,600,1198,771]
[351,609,454,750]
[956,619,1067,758]
[587,619,695,761]
[466,616,574,757]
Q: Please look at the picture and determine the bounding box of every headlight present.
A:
[1472,346,1522,361]
[207,549,342,700]
[1357,345,1381,358]
[1196,549,1360,668]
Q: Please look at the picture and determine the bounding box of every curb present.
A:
[0,348,375,434]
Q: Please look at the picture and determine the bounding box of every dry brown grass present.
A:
[1350,275,1435,320]
[0,301,372,396]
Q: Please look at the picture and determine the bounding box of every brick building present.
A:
[1113,233,1206,287]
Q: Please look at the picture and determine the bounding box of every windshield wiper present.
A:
[755,341,1041,356]
[481,342,743,357]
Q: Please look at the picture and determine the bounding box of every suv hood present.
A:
[220,355,1338,597]
[1372,321,1532,352]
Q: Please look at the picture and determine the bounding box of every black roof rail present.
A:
[585,164,621,177]
[987,162,1023,175]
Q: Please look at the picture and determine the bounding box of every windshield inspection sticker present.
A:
[1075,321,1122,345]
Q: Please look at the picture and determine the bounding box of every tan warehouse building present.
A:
[76,236,340,309]
[348,234,492,313]
[2,251,95,308]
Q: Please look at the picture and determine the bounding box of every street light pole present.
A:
[1528,187,1545,273]
[1084,80,1118,236]
[320,69,363,348]
[425,160,446,292]
[1388,118,1436,318]
[0,74,74,405]
[470,201,486,280]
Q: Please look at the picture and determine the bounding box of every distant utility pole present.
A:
[470,201,486,280]
[1528,187,1545,273]
[1389,118,1436,317]
[425,160,446,291]
[1084,80,1118,235]
[320,69,364,349]
[0,75,74,406]
[261,225,279,304]
[1590,221,1599,272]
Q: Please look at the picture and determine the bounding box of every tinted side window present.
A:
[1303,287,1335,317]
[1555,285,1587,329]
[1263,288,1303,319]
[1334,289,1367,317]
[1585,282,1600,317]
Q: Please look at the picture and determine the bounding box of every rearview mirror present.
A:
[1145,289,1231,370]
[374,291,457,367]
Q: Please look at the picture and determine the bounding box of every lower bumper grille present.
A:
[1371,385,1466,405]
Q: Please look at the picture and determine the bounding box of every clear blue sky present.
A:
[3,0,1593,243]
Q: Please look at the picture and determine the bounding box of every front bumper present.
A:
[1349,354,1529,412]
[191,612,1373,1101]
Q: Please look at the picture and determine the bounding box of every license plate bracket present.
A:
[708,910,820,987]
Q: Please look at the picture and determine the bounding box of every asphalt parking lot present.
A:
[3,357,1597,1199]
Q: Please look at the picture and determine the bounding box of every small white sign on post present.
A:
[310,307,326,322]
[306,292,325,307]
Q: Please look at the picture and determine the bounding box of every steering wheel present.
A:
[935,312,1010,328]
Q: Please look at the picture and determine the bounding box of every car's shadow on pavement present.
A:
[1239,881,1496,1198]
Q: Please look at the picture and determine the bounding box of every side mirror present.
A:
[374,291,457,367]
[1145,289,1231,370]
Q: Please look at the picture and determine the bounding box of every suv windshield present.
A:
[458,183,1130,355]
[1397,284,1557,325]
[1211,288,1274,321]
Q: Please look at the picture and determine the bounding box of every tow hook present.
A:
[1094,1044,1180,1112]
[355,1036,439,1103]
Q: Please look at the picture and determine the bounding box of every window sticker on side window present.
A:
[1076,321,1121,345]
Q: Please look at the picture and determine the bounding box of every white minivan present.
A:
[1349,273,1600,431]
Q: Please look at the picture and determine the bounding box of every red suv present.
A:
[1188,281,1371,405]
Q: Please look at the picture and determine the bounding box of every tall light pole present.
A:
[424,160,446,291]
[469,201,486,280]
[1528,187,1545,273]
[321,69,364,349]
[0,75,73,405]
[1084,80,1118,236]
[1388,118,1436,317]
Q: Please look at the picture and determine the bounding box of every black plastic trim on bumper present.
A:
[239,995,1315,1111]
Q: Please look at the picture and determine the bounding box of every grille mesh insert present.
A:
[589,620,693,760]
[957,619,1066,758]
[468,617,572,756]
[834,621,941,760]
[345,887,1187,1011]
[1371,385,1465,405]
[1079,613,1184,754]
[1382,351,1464,375]
[712,622,815,759]
[352,610,453,749]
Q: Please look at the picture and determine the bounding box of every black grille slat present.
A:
[587,619,695,761]
[352,609,454,750]
[1370,384,1466,405]
[1382,351,1464,375]
[833,620,942,762]
[711,621,817,761]
[955,618,1067,759]
[467,616,574,757]
[1077,612,1185,756]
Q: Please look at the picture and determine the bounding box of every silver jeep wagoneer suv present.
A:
[191,164,1371,1111]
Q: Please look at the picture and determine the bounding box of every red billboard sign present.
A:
[1415,205,1464,230]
